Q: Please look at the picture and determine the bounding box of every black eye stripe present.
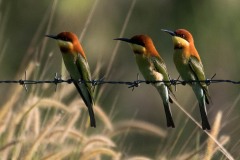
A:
[59,36,71,42]
[135,41,145,46]
[131,39,145,46]
[130,37,145,47]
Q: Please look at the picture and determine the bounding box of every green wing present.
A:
[189,56,206,82]
[151,56,174,94]
[189,56,211,103]
[75,54,94,102]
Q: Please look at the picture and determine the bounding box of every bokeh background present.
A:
[0,0,240,159]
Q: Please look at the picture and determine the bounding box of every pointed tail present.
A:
[73,81,96,127]
[199,98,211,130]
[157,85,175,128]
[163,102,175,128]
[87,103,96,127]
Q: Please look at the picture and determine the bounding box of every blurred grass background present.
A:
[0,0,240,159]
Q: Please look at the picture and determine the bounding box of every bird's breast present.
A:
[61,52,80,80]
[173,49,188,64]
[135,54,163,81]
[173,49,195,81]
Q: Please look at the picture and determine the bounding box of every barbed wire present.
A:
[1,73,239,92]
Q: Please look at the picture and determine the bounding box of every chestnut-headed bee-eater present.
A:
[162,29,211,130]
[115,35,175,128]
[46,32,96,127]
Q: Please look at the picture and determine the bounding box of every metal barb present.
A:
[175,75,181,91]
[53,73,61,92]
[170,79,177,92]
[206,73,217,86]
[91,79,98,86]
[128,73,141,91]
[19,79,28,92]
[0,72,238,89]
[92,77,104,92]
[91,79,97,92]
[211,73,217,80]
[20,71,28,92]
[205,79,211,86]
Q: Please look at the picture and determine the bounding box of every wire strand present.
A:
[2,73,239,92]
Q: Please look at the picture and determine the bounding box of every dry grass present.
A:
[0,60,169,159]
[0,74,164,159]
[0,71,163,159]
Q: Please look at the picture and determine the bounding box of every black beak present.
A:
[161,29,176,36]
[114,38,132,43]
[45,34,58,39]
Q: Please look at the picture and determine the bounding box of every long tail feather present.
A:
[192,85,211,130]
[203,87,212,104]
[157,85,175,128]
[87,103,96,127]
[199,98,211,130]
[163,102,175,128]
[73,81,96,127]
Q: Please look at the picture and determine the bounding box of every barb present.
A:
[54,73,60,92]
[128,73,141,91]
[0,73,239,90]
[22,71,28,92]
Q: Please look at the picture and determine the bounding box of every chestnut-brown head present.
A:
[162,28,201,61]
[114,34,159,57]
[46,32,85,58]
[162,29,195,49]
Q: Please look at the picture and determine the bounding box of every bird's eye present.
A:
[137,41,145,47]
[180,34,185,38]
[59,36,68,41]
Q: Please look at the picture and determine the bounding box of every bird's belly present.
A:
[140,66,163,81]
[174,51,195,81]
[62,53,80,80]
[135,55,163,81]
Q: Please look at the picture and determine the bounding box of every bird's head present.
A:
[46,32,82,53]
[114,35,158,57]
[162,29,194,49]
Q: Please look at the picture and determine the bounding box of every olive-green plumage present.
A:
[46,32,96,127]
[115,35,175,128]
[162,29,211,130]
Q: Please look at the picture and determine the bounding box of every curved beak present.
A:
[45,34,58,40]
[161,29,176,36]
[114,38,132,43]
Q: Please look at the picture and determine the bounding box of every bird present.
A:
[114,35,175,128]
[46,32,96,127]
[162,29,211,130]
